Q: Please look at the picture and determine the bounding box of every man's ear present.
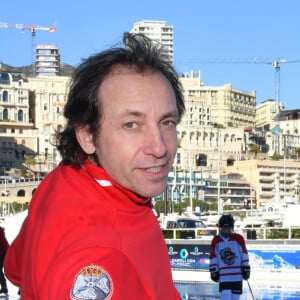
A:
[75,125,96,154]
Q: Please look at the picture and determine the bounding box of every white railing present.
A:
[163,226,300,240]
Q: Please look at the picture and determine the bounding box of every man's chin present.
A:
[136,186,167,198]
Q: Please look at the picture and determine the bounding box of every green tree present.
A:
[249,144,260,156]
[24,154,36,169]
[295,147,300,161]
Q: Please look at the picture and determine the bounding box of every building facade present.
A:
[162,168,253,212]
[27,75,70,171]
[255,99,282,131]
[130,20,174,62]
[35,44,60,76]
[179,72,257,128]
[231,160,300,208]
[0,69,69,174]
[0,71,37,172]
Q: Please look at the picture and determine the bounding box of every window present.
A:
[0,73,10,84]
[2,108,8,120]
[176,152,181,165]
[2,91,8,102]
[195,153,207,166]
[18,110,24,122]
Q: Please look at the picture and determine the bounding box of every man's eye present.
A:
[162,120,176,127]
[124,122,138,129]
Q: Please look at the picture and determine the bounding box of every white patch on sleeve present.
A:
[70,264,113,300]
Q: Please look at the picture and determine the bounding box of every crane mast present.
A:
[0,22,56,76]
[271,60,286,155]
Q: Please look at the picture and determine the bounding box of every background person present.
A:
[0,226,9,295]
[209,214,250,300]
[4,32,185,299]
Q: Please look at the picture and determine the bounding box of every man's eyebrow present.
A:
[119,109,179,121]
[161,111,180,120]
[119,110,144,118]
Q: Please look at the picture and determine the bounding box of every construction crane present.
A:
[0,21,56,76]
[240,58,300,154]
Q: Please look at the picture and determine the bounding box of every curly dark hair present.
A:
[56,32,185,167]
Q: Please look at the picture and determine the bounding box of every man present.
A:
[209,214,250,300]
[4,33,185,299]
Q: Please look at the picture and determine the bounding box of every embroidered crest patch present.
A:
[70,264,113,300]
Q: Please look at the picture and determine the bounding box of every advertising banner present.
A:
[247,244,300,270]
[168,243,300,271]
[168,244,210,270]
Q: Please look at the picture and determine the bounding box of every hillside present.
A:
[0,61,75,77]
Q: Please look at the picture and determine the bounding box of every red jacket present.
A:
[4,160,180,300]
[0,227,9,255]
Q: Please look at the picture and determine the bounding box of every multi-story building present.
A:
[231,160,300,208]
[244,126,268,153]
[163,168,253,212]
[0,70,37,172]
[164,155,300,211]
[279,109,300,159]
[35,44,60,76]
[256,102,300,156]
[27,75,70,171]
[280,109,300,135]
[130,20,174,62]
[0,68,69,174]
[176,126,246,174]
[179,72,257,128]
[255,99,284,131]
[176,72,259,174]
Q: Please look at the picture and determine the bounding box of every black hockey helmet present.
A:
[218,214,234,228]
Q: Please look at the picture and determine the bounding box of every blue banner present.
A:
[247,244,300,270]
[168,244,210,270]
[168,243,300,271]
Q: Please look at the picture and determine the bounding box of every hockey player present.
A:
[209,214,250,300]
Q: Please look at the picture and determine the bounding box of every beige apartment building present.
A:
[0,71,37,172]
[179,72,256,128]
[27,75,70,171]
[177,71,258,173]
[0,69,69,173]
[130,20,174,63]
[230,159,300,207]
[176,126,245,176]
[256,100,300,156]
[256,99,284,131]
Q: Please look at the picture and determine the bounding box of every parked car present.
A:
[160,215,216,239]
[1,190,10,196]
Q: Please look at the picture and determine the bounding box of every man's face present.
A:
[95,66,179,197]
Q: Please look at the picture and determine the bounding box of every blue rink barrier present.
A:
[175,281,300,300]
[168,242,300,273]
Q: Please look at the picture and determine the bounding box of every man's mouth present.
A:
[146,166,163,173]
